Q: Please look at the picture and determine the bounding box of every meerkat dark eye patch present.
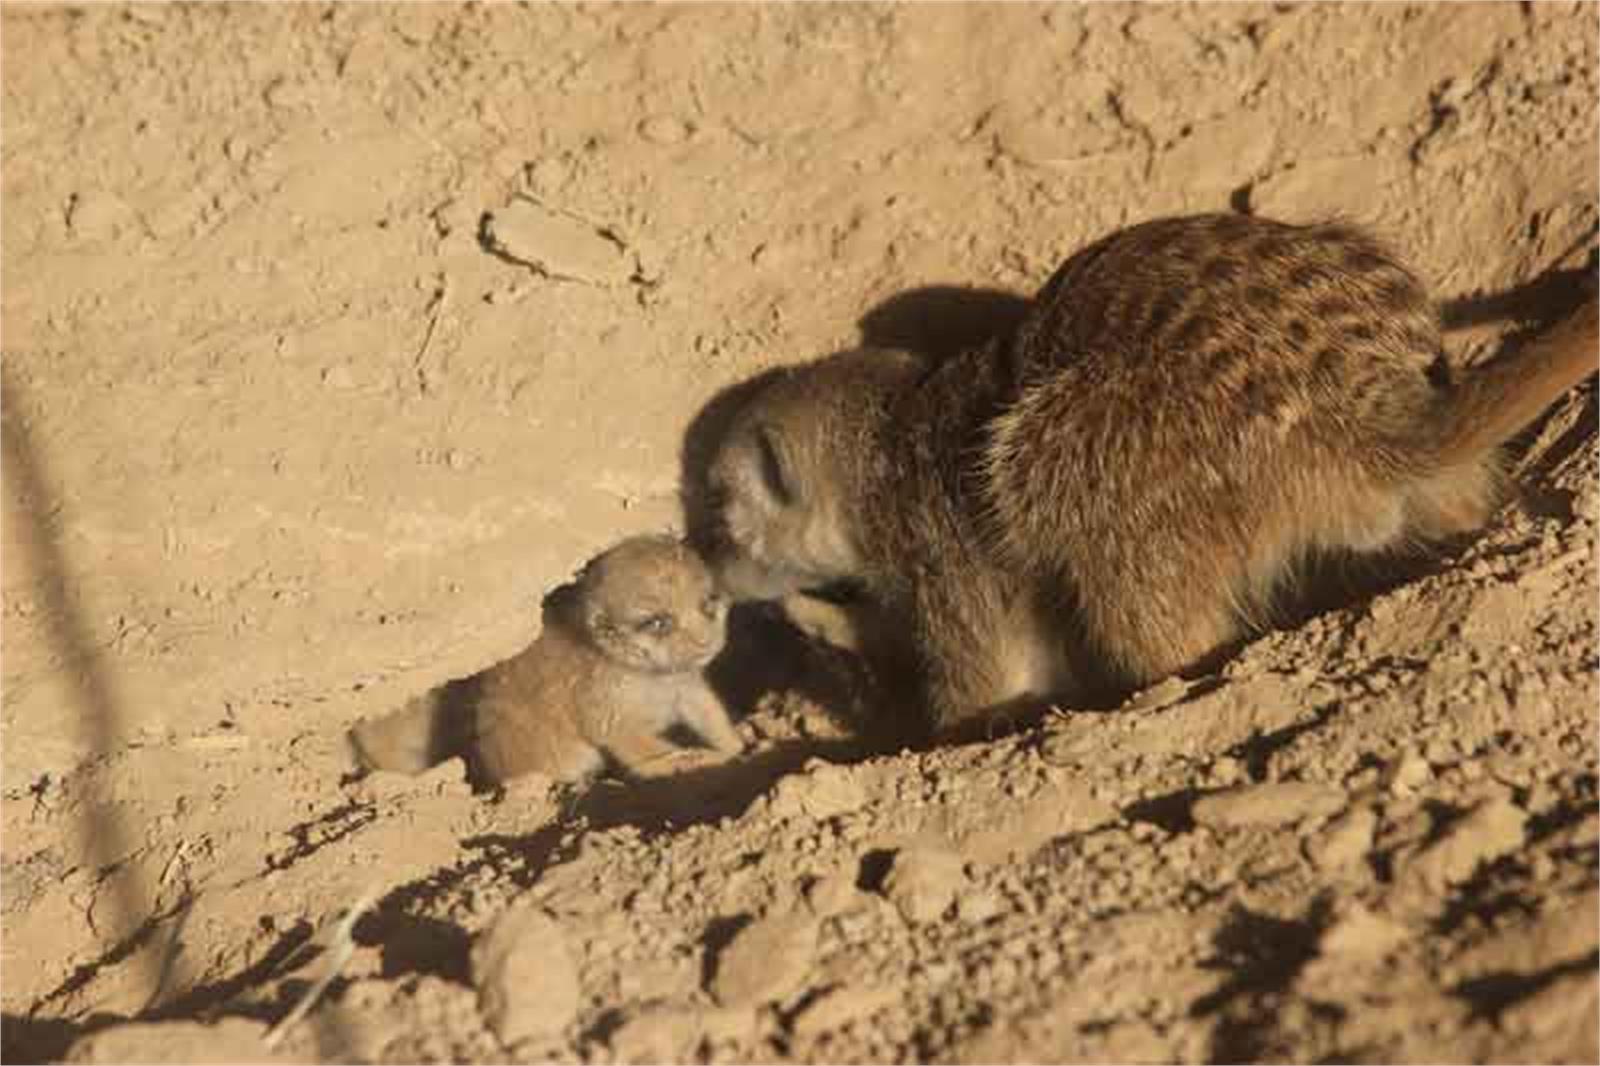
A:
[634,612,676,636]
[755,426,794,506]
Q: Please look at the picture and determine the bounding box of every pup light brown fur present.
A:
[353,535,740,785]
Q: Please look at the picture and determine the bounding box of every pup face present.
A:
[580,536,729,672]
[704,347,925,602]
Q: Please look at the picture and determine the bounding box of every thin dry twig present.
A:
[413,276,449,396]
[262,882,382,1051]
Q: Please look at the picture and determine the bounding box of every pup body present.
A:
[709,213,1597,737]
[352,536,740,786]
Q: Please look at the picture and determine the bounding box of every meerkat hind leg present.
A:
[1069,557,1249,694]
[1399,458,1502,543]
[920,591,1072,738]
[474,707,603,787]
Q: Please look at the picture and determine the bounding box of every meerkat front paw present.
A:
[779,591,866,651]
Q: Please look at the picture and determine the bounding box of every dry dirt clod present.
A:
[1190,781,1348,830]
[804,868,860,917]
[1122,674,1195,711]
[638,114,693,145]
[470,902,580,1046]
[1318,901,1409,958]
[792,983,903,1038]
[608,1006,701,1062]
[766,761,868,821]
[1500,970,1600,1045]
[709,912,818,1008]
[479,196,631,285]
[1383,748,1433,795]
[881,846,966,924]
[700,1005,760,1045]
[64,1018,299,1065]
[1397,797,1528,893]
[1303,806,1379,871]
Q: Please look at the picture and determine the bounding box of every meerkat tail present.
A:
[349,690,450,774]
[1422,295,1597,466]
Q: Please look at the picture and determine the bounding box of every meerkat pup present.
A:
[351,535,741,787]
[706,212,1598,740]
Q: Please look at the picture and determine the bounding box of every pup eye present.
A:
[636,613,676,636]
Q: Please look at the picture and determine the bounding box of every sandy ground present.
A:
[2,2,1597,1063]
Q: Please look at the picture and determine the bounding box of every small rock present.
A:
[805,869,859,917]
[66,189,137,243]
[881,846,965,924]
[1319,902,1407,958]
[768,762,867,821]
[480,197,630,285]
[609,1007,699,1062]
[1500,970,1599,1043]
[699,1006,758,1045]
[1158,112,1279,198]
[961,780,1116,863]
[65,1019,293,1065]
[471,903,580,1045]
[321,365,356,390]
[1094,1018,1171,1063]
[956,887,1005,924]
[638,114,692,144]
[1190,781,1347,830]
[1398,797,1527,893]
[792,984,902,1038]
[1384,749,1432,795]
[1037,728,1093,766]
[1209,755,1246,786]
[1252,153,1404,223]
[1123,675,1193,711]
[1303,807,1377,871]
[709,913,817,1007]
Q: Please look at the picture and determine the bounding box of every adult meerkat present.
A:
[706,212,1598,739]
[350,535,741,786]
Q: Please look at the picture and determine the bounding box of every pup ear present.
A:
[583,598,615,636]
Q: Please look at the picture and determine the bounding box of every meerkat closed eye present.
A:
[707,212,1597,740]
[350,535,742,787]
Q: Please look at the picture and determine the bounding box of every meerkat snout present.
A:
[707,348,926,600]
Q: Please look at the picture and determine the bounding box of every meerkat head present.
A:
[705,347,926,600]
[575,535,729,673]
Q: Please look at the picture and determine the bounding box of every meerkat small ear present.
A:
[754,425,795,506]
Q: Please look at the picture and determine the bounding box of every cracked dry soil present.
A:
[3,3,1597,1064]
